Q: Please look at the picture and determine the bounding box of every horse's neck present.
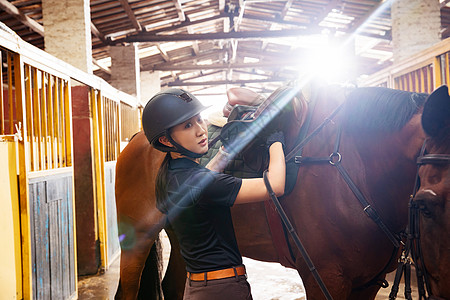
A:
[348,114,425,232]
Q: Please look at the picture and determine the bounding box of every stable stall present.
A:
[0,27,141,299]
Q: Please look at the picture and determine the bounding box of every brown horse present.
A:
[413,85,450,300]
[115,84,429,300]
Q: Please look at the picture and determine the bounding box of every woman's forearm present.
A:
[205,146,231,172]
[266,142,286,196]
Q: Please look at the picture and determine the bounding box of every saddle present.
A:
[200,85,306,269]
[202,85,299,178]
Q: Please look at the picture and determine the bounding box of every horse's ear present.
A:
[422,85,450,137]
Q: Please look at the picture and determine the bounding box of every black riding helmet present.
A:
[142,88,209,158]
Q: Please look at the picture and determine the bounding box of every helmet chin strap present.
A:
[166,133,206,159]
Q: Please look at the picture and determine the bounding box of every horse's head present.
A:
[414,85,450,299]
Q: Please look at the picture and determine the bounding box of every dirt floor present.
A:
[77,231,417,299]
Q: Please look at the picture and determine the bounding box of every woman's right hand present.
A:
[234,138,286,204]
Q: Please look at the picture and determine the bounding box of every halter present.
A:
[390,139,450,300]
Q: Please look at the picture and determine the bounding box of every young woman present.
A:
[142,88,286,300]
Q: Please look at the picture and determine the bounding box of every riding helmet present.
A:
[142,88,209,154]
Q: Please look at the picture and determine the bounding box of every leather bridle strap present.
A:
[263,170,334,300]
[293,123,402,248]
[391,140,450,300]
[330,126,401,248]
[417,153,450,164]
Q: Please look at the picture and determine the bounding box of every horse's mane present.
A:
[343,87,428,134]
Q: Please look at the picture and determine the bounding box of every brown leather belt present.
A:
[187,266,246,281]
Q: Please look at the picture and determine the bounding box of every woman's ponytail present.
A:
[155,152,171,212]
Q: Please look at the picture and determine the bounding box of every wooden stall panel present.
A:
[22,62,75,300]
[438,51,450,87]
[120,102,140,142]
[23,65,72,172]
[105,161,120,264]
[103,97,119,162]
[394,65,434,93]
[1,48,18,136]
[0,140,22,299]
[29,173,76,300]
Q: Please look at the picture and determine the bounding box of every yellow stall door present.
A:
[0,139,22,300]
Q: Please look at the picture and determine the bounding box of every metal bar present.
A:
[433,56,442,88]
[420,67,425,93]
[32,67,42,171]
[52,76,58,167]
[63,80,72,167]
[47,75,54,169]
[7,52,13,134]
[91,90,108,268]
[59,78,66,167]
[24,65,34,171]
[107,98,111,161]
[0,50,3,134]
[446,52,450,87]
[40,72,48,170]
[115,102,120,160]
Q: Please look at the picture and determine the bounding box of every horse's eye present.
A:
[418,202,433,218]
[413,193,443,219]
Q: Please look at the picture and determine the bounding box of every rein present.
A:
[390,140,450,300]
[263,98,409,299]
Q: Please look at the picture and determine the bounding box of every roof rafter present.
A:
[153,61,292,71]
[91,22,109,44]
[117,0,142,31]
[168,77,288,86]
[119,28,321,43]
[0,0,44,36]
[172,0,186,22]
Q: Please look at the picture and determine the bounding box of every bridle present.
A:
[263,95,406,300]
[389,139,450,300]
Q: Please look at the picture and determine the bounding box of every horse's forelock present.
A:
[343,87,428,134]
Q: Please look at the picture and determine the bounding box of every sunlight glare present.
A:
[299,43,354,84]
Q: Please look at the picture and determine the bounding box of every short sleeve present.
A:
[198,171,242,207]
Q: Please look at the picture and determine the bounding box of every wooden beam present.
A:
[156,44,170,62]
[92,58,111,75]
[142,49,227,71]
[243,13,309,27]
[168,77,288,86]
[172,0,186,22]
[219,0,226,12]
[310,0,341,26]
[117,0,142,31]
[347,0,389,33]
[147,14,225,35]
[280,0,294,18]
[154,61,292,71]
[0,0,44,36]
[120,28,319,43]
[91,22,109,44]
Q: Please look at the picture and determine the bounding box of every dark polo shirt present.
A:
[158,158,243,273]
